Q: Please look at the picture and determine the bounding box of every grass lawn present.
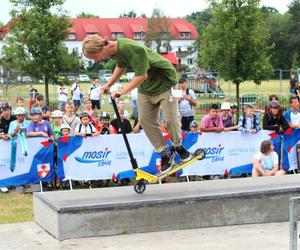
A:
[0,193,33,224]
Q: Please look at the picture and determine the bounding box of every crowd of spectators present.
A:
[0,76,299,192]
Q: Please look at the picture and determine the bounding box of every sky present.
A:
[0,0,292,24]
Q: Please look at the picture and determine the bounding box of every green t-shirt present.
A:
[51,124,61,139]
[114,38,178,96]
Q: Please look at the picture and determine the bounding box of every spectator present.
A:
[252,140,285,177]
[220,102,238,131]
[0,104,11,141]
[89,79,101,111]
[83,99,93,116]
[60,124,71,136]
[201,104,224,132]
[90,110,101,131]
[35,94,51,121]
[28,84,39,110]
[51,110,63,139]
[189,120,199,133]
[116,98,129,120]
[230,103,238,122]
[98,112,117,134]
[111,109,132,134]
[62,102,81,132]
[178,78,197,131]
[71,77,82,112]
[263,101,289,132]
[130,88,138,120]
[269,94,279,102]
[0,102,16,134]
[57,84,68,111]
[28,108,54,139]
[8,107,30,138]
[295,82,300,100]
[290,74,298,95]
[238,104,261,134]
[74,112,100,137]
[16,97,25,108]
[284,96,300,129]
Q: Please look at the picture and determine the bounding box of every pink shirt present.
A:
[201,114,224,129]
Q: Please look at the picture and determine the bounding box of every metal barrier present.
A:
[290,196,300,250]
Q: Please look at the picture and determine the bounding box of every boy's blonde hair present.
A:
[82,34,108,58]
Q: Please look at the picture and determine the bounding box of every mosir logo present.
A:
[203,144,224,162]
[75,147,112,167]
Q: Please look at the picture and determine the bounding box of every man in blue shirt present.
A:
[178,78,197,131]
[284,96,300,129]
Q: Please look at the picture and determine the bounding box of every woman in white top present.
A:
[252,140,285,177]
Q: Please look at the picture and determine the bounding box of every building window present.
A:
[133,32,145,40]
[188,58,193,65]
[112,32,124,40]
[86,32,98,36]
[68,33,76,40]
[180,32,191,39]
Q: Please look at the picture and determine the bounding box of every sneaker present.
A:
[175,146,192,162]
[0,187,8,193]
[160,147,175,173]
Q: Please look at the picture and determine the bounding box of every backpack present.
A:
[78,123,93,134]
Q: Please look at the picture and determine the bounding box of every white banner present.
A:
[58,134,154,180]
[0,138,43,179]
[181,130,271,176]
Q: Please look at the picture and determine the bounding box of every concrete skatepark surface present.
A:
[0,221,293,250]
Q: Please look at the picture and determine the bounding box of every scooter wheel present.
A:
[134,180,146,194]
[194,148,206,160]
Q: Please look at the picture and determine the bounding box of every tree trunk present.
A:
[45,75,49,107]
[235,81,240,123]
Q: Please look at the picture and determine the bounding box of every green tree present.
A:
[76,12,99,18]
[3,0,76,105]
[119,10,137,18]
[185,8,212,34]
[145,8,172,53]
[200,0,273,114]
[287,0,300,69]
[265,12,290,70]
[0,21,4,26]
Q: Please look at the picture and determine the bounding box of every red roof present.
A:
[160,52,179,65]
[68,18,198,41]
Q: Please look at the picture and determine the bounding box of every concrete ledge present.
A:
[34,175,300,240]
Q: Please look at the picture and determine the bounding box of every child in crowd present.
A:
[35,94,51,121]
[60,124,71,136]
[252,140,285,177]
[189,120,198,133]
[220,102,238,131]
[263,101,289,132]
[28,108,54,139]
[74,112,100,137]
[8,107,30,138]
[238,104,261,134]
[201,104,224,132]
[98,112,117,135]
[51,110,63,139]
[83,99,93,116]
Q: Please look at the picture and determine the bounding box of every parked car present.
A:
[181,72,195,80]
[119,74,129,82]
[126,72,134,81]
[67,75,76,82]
[21,76,32,84]
[78,74,90,82]
[103,73,112,82]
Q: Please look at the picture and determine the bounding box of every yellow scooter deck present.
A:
[134,153,204,184]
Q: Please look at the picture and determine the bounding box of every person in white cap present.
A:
[220,102,238,132]
[51,110,63,139]
[60,124,71,136]
[8,107,30,138]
